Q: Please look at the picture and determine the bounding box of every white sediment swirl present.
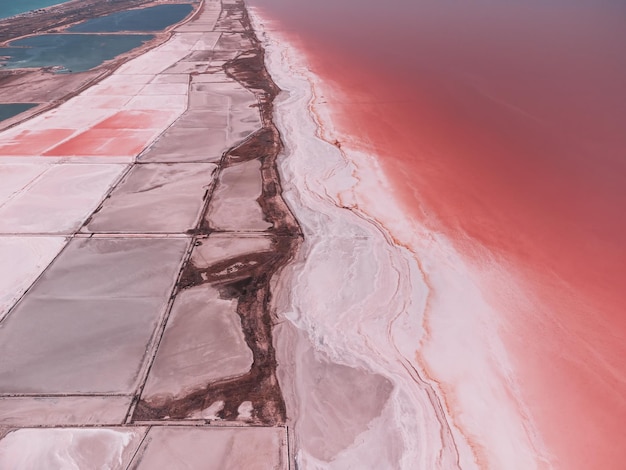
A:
[0,428,144,469]
[252,10,551,470]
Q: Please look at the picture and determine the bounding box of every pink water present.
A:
[252,0,626,467]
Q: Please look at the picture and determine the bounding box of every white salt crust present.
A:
[251,9,552,470]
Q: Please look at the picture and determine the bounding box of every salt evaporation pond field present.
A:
[0,104,38,122]
[0,4,196,73]
[68,4,194,33]
[0,34,154,73]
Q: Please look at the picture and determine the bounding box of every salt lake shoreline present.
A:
[251,8,554,469]
[254,15,465,468]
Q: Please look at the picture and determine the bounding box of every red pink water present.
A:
[253,0,626,468]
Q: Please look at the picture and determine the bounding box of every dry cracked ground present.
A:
[0,1,299,468]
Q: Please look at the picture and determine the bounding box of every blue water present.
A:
[0,0,70,20]
[0,34,154,73]
[0,103,38,122]
[69,4,194,32]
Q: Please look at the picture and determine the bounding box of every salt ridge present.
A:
[252,9,552,469]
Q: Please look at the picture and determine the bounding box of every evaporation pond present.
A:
[0,103,38,122]
[0,34,154,73]
[69,4,194,32]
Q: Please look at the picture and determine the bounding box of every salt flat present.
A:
[142,285,253,403]
[0,396,133,426]
[206,159,271,231]
[0,427,146,470]
[84,163,217,233]
[0,238,188,394]
[0,236,66,319]
[0,164,126,234]
[129,426,286,469]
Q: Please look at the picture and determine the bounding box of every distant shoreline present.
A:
[0,0,71,22]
